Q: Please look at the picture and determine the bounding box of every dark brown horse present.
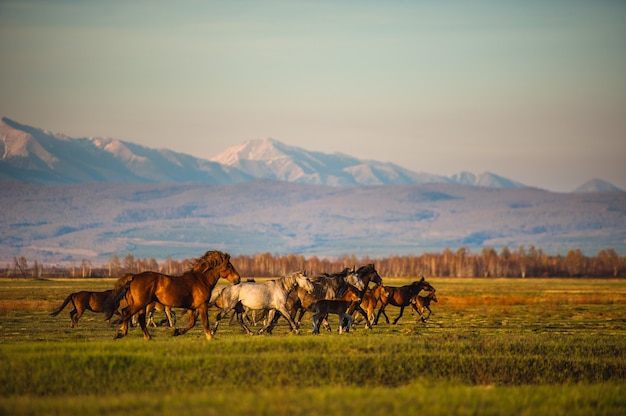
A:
[50,290,120,327]
[109,250,240,340]
[309,284,362,334]
[374,277,435,325]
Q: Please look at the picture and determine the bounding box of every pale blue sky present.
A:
[1,1,625,191]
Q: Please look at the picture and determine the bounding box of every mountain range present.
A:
[2,116,620,192]
[1,116,625,264]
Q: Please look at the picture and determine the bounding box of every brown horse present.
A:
[358,284,390,324]
[309,284,362,334]
[410,290,438,321]
[109,250,240,340]
[374,277,435,325]
[50,290,120,327]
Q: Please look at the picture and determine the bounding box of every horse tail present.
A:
[103,281,131,321]
[50,293,74,316]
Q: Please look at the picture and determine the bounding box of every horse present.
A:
[212,271,314,336]
[410,290,438,321]
[108,250,240,341]
[309,284,362,334]
[288,267,366,328]
[50,289,120,327]
[357,284,390,324]
[374,277,435,325]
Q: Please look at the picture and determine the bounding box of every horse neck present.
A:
[338,285,359,301]
[279,274,298,292]
[193,268,221,289]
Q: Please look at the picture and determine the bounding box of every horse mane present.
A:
[356,264,375,275]
[192,250,230,272]
[113,273,134,290]
[319,267,352,279]
[277,271,305,292]
[103,274,135,321]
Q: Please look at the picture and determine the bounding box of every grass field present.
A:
[1,277,625,415]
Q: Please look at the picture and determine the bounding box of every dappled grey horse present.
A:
[288,267,366,330]
[212,271,314,335]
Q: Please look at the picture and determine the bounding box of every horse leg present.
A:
[233,303,253,335]
[276,306,300,334]
[136,310,151,340]
[212,308,226,335]
[382,309,390,324]
[69,309,78,328]
[147,307,157,327]
[264,310,283,334]
[73,308,84,327]
[322,314,332,332]
[258,309,277,335]
[296,307,306,326]
[351,305,371,329]
[345,313,354,333]
[174,309,196,336]
[166,307,176,327]
[197,305,213,341]
[235,309,254,336]
[114,306,132,339]
[228,309,237,326]
[410,303,426,322]
[338,313,344,334]
[393,306,405,325]
[374,306,387,325]
[312,312,322,334]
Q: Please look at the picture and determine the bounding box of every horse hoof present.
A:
[113,331,123,339]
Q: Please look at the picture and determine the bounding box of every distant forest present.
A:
[4,246,625,278]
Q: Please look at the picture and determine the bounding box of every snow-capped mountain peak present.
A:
[211,137,447,186]
[573,179,624,193]
[90,137,148,164]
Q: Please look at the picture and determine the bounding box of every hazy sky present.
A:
[1,1,625,192]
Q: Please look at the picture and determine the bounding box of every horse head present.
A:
[194,251,241,285]
[357,264,383,287]
[346,269,365,291]
[380,285,390,302]
[413,276,435,292]
[430,292,438,303]
[294,270,315,294]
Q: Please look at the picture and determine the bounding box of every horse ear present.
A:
[420,276,425,282]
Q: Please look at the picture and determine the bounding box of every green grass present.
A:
[1,277,626,415]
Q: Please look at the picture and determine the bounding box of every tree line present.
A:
[4,246,625,278]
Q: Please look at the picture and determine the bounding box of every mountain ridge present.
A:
[3,117,621,192]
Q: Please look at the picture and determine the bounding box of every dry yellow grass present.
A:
[0,299,55,315]
[442,293,626,308]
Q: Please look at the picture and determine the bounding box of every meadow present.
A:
[1,277,625,415]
